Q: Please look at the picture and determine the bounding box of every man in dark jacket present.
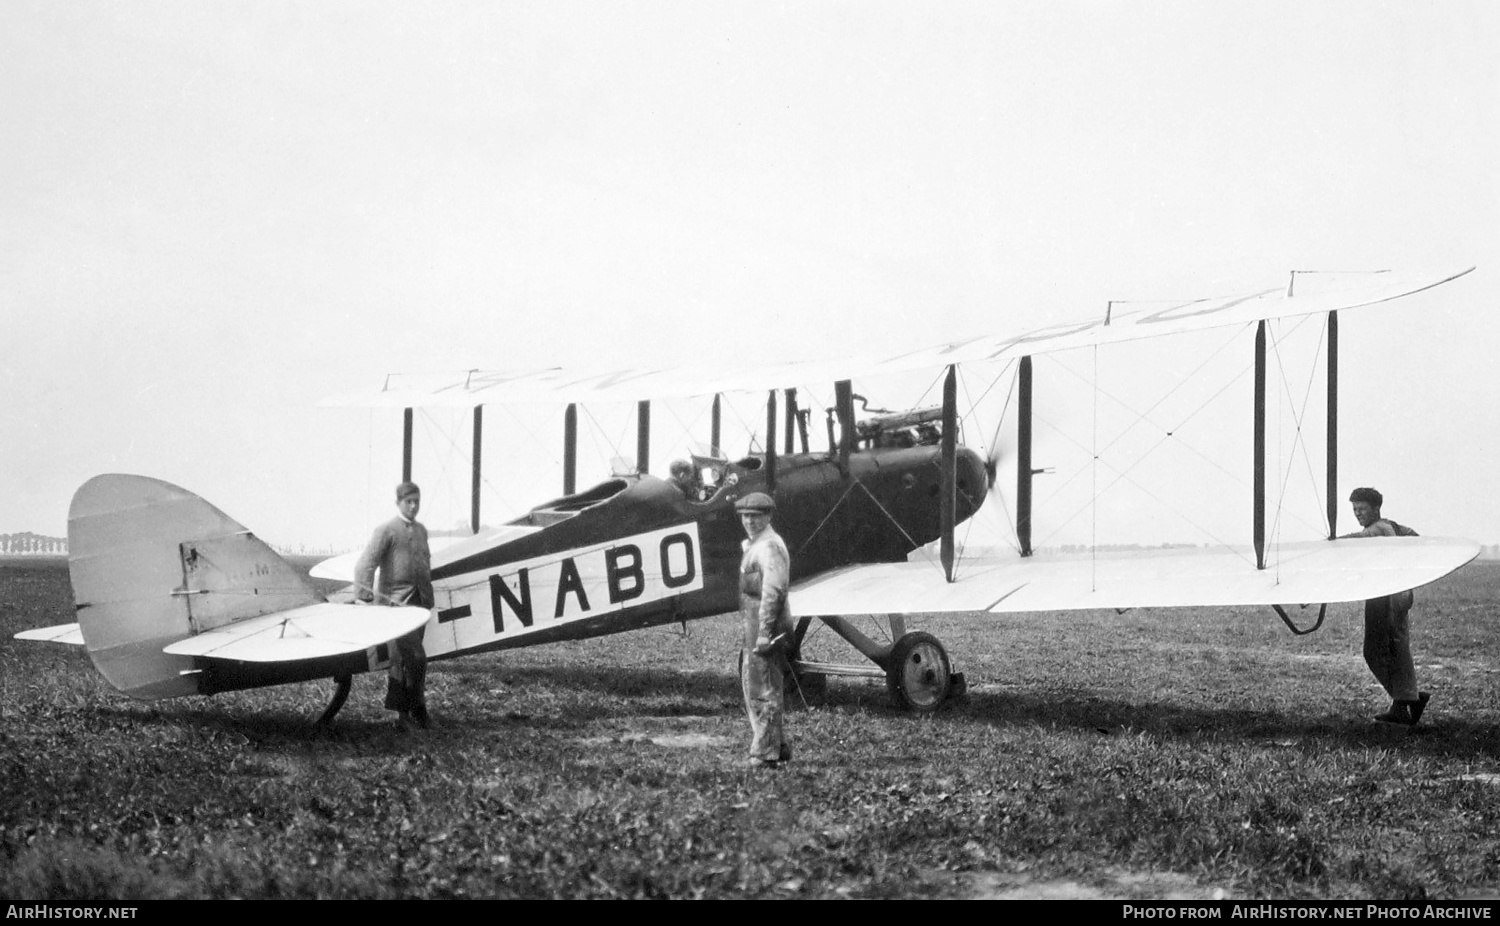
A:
[355,481,436,730]
[1342,486,1428,726]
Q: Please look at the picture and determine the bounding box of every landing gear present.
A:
[883,632,954,714]
[787,666,827,704]
[792,617,964,714]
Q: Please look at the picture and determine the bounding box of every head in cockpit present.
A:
[668,459,700,499]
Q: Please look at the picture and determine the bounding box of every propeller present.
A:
[983,446,1002,492]
[953,442,1005,515]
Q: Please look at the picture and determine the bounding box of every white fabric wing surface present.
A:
[14,622,86,645]
[321,268,1473,409]
[790,537,1481,616]
[162,602,431,662]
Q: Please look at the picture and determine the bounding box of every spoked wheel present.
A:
[884,632,952,714]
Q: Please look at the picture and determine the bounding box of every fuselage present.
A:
[196,443,987,694]
[419,443,989,659]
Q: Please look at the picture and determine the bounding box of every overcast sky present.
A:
[3,1,1496,552]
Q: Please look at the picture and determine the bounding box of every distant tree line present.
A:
[6,534,1500,558]
[271,544,347,556]
[1049,542,1207,554]
[1,532,66,554]
[1047,544,1500,559]
[0,532,349,556]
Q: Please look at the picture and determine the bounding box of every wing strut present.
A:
[710,394,722,458]
[402,407,414,482]
[1253,321,1267,570]
[470,406,483,534]
[940,364,957,581]
[765,389,778,492]
[1326,311,1339,539]
[1017,355,1034,557]
[784,388,798,454]
[563,403,578,495]
[636,400,651,476]
[834,380,855,476]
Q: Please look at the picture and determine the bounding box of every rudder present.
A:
[69,474,323,699]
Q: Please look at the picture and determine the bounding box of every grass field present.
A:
[2,554,1498,899]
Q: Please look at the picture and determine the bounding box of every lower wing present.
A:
[791,537,1480,615]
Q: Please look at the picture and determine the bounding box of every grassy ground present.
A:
[2,554,1498,899]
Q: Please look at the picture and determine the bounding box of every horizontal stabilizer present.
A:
[14,622,85,645]
[791,537,1481,615]
[162,602,431,662]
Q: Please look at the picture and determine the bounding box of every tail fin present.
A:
[69,474,322,699]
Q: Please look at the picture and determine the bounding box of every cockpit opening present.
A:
[516,478,631,526]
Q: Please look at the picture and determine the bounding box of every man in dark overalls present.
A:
[354,481,436,731]
[1342,486,1427,726]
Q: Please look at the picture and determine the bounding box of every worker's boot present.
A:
[1408,692,1431,725]
[1374,701,1415,725]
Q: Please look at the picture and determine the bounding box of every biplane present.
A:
[15,266,1481,721]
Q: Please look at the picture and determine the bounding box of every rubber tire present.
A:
[885,631,952,714]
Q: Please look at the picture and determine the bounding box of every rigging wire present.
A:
[1091,344,1098,591]
[720,392,761,455]
[580,403,630,471]
[1032,335,1258,528]
[415,408,461,518]
[985,359,1019,457]
[956,362,1023,566]
[1266,316,1331,550]
[1025,335,1265,562]
[657,396,711,459]
[1041,324,1250,486]
[1027,317,1336,561]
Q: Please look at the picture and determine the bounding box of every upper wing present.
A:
[320,267,1473,409]
[790,536,1480,615]
[162,602,431,662]
[876,267,1475,375]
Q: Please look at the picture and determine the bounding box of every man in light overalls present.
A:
[736,492,794,768]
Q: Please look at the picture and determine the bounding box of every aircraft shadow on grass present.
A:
[956,686,1500,760]
[86,654,1500,771]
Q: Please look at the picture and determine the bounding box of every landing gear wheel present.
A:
[885,632,952,714]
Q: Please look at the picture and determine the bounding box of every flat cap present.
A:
[735,492,776,513]
[396,481,422,501]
